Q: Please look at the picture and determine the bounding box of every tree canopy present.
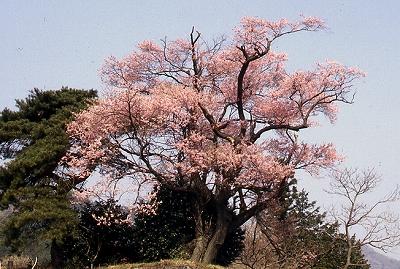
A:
[0,87,97,200]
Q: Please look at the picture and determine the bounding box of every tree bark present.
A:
[190,202,231,264]
[191,236,208,262]
[201,217,229,264]
[50,239,64,269]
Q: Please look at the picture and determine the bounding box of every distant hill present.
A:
[363,246,400,269]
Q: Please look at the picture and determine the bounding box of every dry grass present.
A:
[106,259,225,269]
[0,255,34,268]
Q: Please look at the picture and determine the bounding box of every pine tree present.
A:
[0,88,97,266]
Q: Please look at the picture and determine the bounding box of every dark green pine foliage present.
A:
[133,186,195,262]
[134,185,245,266]
[0,88,97,251]
[316,235,370,267]
[59,199,137,268]
[295,190,369,269]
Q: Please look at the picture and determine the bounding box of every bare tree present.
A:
[236,220,280,269]
[327,168,400,269]
[235,188,349,269]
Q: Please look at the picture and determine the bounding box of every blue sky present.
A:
[1,0,400,259]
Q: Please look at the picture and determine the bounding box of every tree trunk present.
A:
[201,218,229,264]
[50,239,64,269]
[191,236,208,262]
[190,203,231,264]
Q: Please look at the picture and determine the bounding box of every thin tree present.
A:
[327,168,400,269]
[237,186,370,269]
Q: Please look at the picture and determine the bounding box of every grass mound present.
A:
[106,259,225,269]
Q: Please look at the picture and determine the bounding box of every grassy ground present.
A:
[106,259,225,269]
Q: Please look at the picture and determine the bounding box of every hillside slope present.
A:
[363,247,400,269]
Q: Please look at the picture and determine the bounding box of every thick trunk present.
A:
[190,203,231,264]
[201,219,229,264]
[191,236,208,262]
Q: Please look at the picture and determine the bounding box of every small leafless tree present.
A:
[235,201,327,269]
[327,168,400,269]
[236,220,279,269]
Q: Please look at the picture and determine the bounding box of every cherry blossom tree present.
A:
[63,16,364,263]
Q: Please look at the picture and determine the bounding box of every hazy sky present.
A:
[1,0,400,259]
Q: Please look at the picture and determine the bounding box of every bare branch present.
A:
[327,168,400,269]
